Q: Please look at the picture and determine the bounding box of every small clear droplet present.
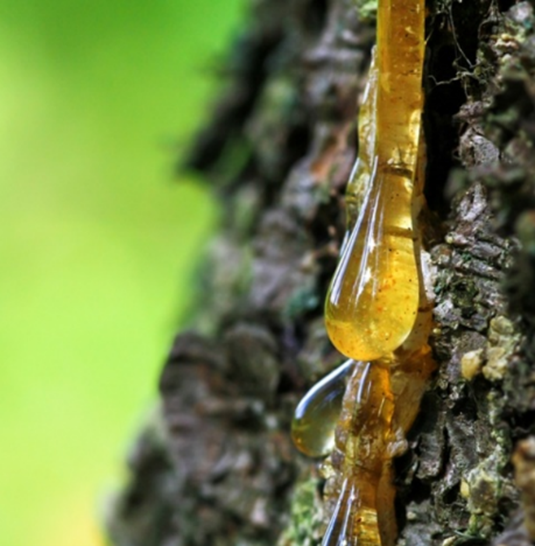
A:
[291,360,355,458]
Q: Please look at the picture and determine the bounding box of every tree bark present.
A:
[105,1,535,544]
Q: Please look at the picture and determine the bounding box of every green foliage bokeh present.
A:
[0,1,244,545]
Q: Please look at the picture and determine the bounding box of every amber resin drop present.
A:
[324,0,425,362]
[321,360,397,546]
[292,360,355,458]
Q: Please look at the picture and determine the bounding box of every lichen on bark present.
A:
[106,1,535,545]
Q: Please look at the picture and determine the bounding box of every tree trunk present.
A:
[105,1,535,544]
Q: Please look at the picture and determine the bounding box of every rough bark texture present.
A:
[105,1,535,544]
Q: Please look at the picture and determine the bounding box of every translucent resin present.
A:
[292,360,355,458]
[322,360,397,546]
[321,347,436,546]
[292,1,436,544]
[324,0,426,362]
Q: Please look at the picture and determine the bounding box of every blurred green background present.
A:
[0,1,244,545]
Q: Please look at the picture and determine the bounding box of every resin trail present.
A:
[291,1,431,544]
[324,0,426,362]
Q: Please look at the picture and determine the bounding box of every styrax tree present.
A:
[107,1,535,545]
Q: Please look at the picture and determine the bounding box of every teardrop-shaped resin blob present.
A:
[291,360,355,458]
[325,164,420,362]
[324,0,425,363]
[317,1,429,545]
